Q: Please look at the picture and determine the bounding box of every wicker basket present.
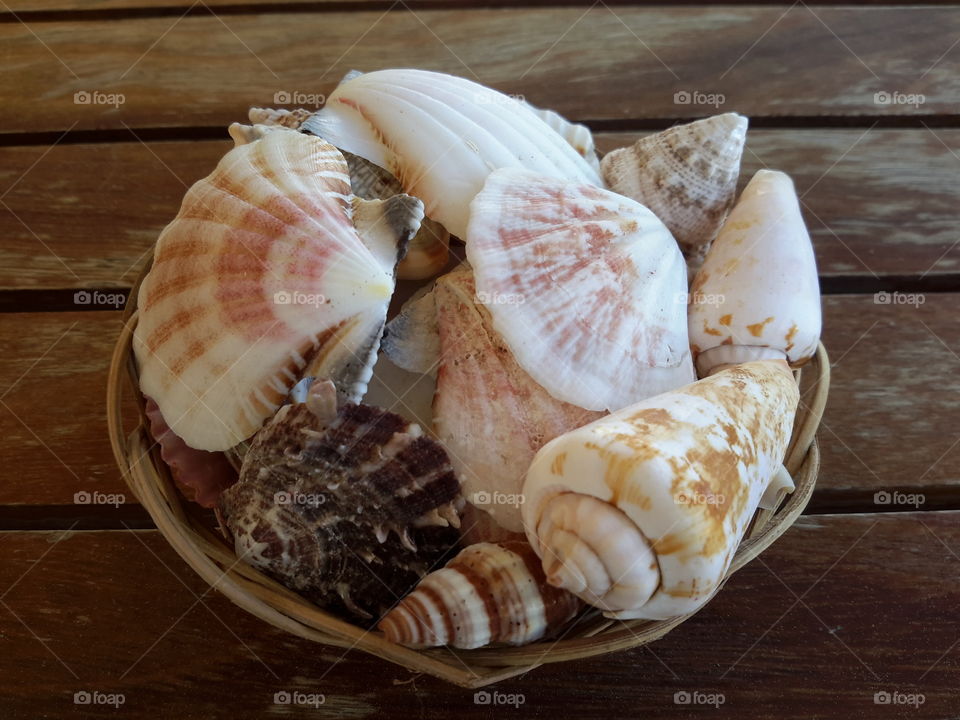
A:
[107,259,829,689]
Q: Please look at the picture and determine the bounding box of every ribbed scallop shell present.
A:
[689,169,821,376]
[601,113,747,270]
[466,167,695,413]
[133,131,399,451]
[218,380,462,622]
[301,68,602,239]
[527,104,600,172]
[521,360,799,620]
[433,269,603,535]
[378,541,582,648]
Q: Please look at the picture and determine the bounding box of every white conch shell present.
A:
[689,169,821,376]
[466,167,695,413]
[601,113,747,271]
[301,68,603,238]
[133,132,399,451]
[378,541,582,648]
[521,359,799,620]
[432,269,603,535]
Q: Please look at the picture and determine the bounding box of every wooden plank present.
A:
[1,295,958,513]
[0,512,957,717]
[2,129,958,291]
[1,6,956,135]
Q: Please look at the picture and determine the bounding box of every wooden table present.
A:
[2,1,959,717]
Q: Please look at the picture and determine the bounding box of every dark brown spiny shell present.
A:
[218,381,462,622]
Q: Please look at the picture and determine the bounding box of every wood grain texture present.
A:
[2,128,959,291]
[0,512,957,717]
[1,295,958,513]
[0,5,956,134]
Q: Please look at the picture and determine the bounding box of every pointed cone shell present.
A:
[381,285,440,376]
[432,269,603,535]
[521,359,799,620]
[301,69,602,238]
[466,167,695,413]
[378,541,582,648]
[133,131,395,451]
[689,169,821,376]
[601,113,747,268]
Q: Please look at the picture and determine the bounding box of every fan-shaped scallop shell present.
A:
[133,131,407,451]
[378,541,582,648]
[465,167,695,413]
[218,380,462,622]
[601,113,747,271]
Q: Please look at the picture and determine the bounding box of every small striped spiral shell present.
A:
[378,541,582,649]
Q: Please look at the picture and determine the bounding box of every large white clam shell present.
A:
[466,167,695,413]
[301,68,602,238]
[689,169,821,376]
[521,359,799,619]
[134,132,409,451]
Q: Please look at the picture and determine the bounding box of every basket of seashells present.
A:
[107,69,830,688]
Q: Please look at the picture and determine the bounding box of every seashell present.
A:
[433,269,604,536]
[247,106,312,130]
[363,353,437,431]
[601,113,748,272]
[689,169,821,376]
[378,541,582,648]
[144,396,237,506]
[459,502,526,546]
[133,131,401,451]
[218,380,462,622]
[381,285,440,376]
[342,152,450,280]
[521,359,799,620]
[465,167,695,413]
[227,122,286,147]
[301,68,602,239]
[526,104,600,172]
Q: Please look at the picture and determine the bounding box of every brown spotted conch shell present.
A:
[521,359,799,620]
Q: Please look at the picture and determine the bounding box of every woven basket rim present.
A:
[108,263,829,688]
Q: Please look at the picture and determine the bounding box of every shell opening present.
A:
[534,493,660,613]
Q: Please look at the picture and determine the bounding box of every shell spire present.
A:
[133,131,402,451]
[689,169,821,376]
[521,359,799,620]
[466,167,695,413]
[378,541,583,649]
[601,113,748,272]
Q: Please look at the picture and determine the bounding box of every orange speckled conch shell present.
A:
[521,359,798,620]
